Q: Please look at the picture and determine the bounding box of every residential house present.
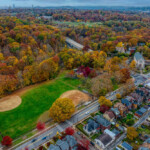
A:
[103,110,116,122]
[121,99,132,110]
[135,107,147,118]
[136,87,150,102]
[63,135,77,150]
[95,134,113,149]
[56,139,69,150]
[139,138,150,150]
[111,108,120,118]
[134,52,145,69]
[83,119,100,134]
[104,129,116,139]
[94,115,111,131]
[121,142,133,150]
[130,92,144,106]
[111,128,120,138]
[114,103,128,116]
[48,144,61,150]
[116,46,125,53]
[125,96,137,109]
[128,47,136,54]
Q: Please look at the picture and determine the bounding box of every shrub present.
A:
[126,119,135,126]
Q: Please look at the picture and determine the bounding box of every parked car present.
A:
[90,141,95,146]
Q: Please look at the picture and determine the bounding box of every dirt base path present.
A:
[60,90,90,106]
[0,96,22,112]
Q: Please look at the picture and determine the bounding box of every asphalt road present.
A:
[14,73,150,150]
[15,101,100,150]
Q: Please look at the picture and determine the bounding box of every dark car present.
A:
[31,139,37,143]
[90,141,95,146]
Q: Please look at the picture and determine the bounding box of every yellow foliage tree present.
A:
[116,93,121,99]
[98,96,112,107]
[117,42,123,47]
[127,127,138,140]
[0,53,4,61]
[130,60,136,70]
[49,98,75,122]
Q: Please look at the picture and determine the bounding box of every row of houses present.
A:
[83,114,123,149]
[48,135,77,150]
[114,87,150,117]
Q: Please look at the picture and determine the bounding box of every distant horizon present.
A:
[0,0,150,7]
[1,5,150,9]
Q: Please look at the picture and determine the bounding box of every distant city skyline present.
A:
[0,0,150,7]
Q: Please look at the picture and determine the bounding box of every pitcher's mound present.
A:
[60,90,90,106]
[0,96,22,112]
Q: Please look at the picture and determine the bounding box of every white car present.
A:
[85,111,89,115]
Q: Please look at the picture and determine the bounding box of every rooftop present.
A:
[94,115,111,127]
[134,52,144,61]
[121,142,133,150]
[97,134,112,146]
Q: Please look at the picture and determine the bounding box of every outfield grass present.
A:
[53,21,102,27]
[0,72,81,140]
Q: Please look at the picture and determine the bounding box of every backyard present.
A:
[0,71,82,140]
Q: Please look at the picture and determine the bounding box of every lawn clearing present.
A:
[0,72,82,140]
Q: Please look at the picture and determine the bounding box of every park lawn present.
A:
[0,73,82,140]
[53,21,102,27]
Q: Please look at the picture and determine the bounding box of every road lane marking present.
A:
[27,131,53,148]
[79,105,98,117]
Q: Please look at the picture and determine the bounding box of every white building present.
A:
[104,129,116,139]
[134,52,145,69]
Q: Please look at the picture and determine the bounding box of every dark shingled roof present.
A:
[94,115,111,127]
[97,134,112,146]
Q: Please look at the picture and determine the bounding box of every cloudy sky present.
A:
[0,0,150,7]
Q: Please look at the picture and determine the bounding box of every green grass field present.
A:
[0,72,81,140]
[53,21,102,27]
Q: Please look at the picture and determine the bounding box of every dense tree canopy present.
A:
[49,98,75,122]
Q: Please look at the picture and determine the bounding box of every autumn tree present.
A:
[65,127,75,135]
[91,74,113,96]
[130,60,136,70]
[119,68,130,83]
[98,96,112,107]
[1,136,12,146]
[36,122,45,131]
[78,139,90,150]
[116,93,121,99]
[127,127,138,140]
[100,105,110,113]
[49,98,75,122]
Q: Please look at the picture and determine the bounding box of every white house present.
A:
[134,52,145,69]
[104,129,116,139]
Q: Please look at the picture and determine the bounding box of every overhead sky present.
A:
[0,0,150,7]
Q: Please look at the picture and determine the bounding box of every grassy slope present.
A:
[0,72,81,140]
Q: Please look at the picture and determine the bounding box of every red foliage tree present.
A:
[36,122,45,131]
[65,127,75,135]
[77,144,87,150]
[1,136,12,146]
[100,105,110,113]
[79,139,90,150]
[77,66,91,77]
